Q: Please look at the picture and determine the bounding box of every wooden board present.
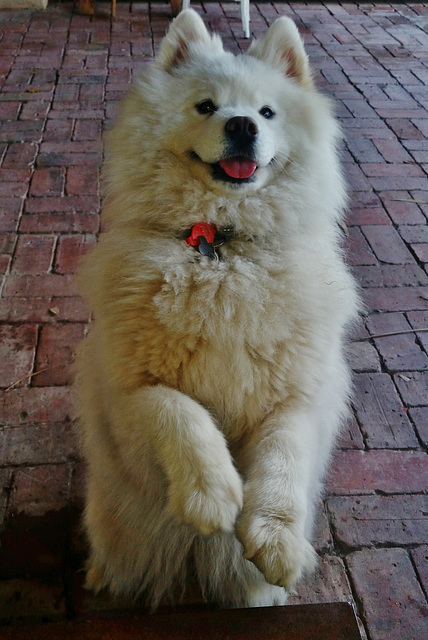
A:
[0,603,362,640]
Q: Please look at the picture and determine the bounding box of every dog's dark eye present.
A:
[196,100,217,115]
[259,106,275,119]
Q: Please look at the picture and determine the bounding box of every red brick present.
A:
[43,118,74,142]
[0,324,38,390]
[0,120,44,143]
[8,465,72,517]
[408,407,428,447]
[53,83,80,103]
[327,494,428,549]
[346,341,380,373]
[37,151,101,168]
[66,166,99,196]
[0,101,20,119]
[19,212,100,234]
[0,168,32,184]
[344,226,377,266]
[362,225,414,264]
[24,195,99,215]
[2,274,78,298]
[338,413,365,450]
[0,198,23,232]
[40,140,102,155]
[411,243,428,263]
[352,372,419,448]
[19,100,50,121]
[394,371,428,407]
[11,234,56,274]
[288,556,353,606]
[73,118,102,141]
[349,202,390,226]
[29,167,65,197]
[353,264,428,288]
[33,323,86,386]
[372,138,413,163]
[367,312,428,373]
[0,296,90,324]
[2,142,38,169]
[413,118,428,138]
[368,176,428,191]
[411,546,428,597]
[347,548,428,640]
[0,577,66,621]
[407,310,428,346]
[54,234,96,274]
[0,386,74,426]
[327,450,427,495]
[385,118,425,140]
[80,82,104,104]
[380,192,426,225]
[360,163,425,178]
[363,287,428,312]
[344,162,371,192]
[399,226,428,244]
[0,422,79,466]
[0,180,28,198]
[0,254,11,280]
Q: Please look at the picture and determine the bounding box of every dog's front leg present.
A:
[110,385,243,536]
[236,408,321,590]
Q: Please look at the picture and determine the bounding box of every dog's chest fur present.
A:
[139,240,324,437]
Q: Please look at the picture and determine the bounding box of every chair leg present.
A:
[78,0,95,15]
[171,0,182,17]
[241,0,250,38]
[112,0,116,18]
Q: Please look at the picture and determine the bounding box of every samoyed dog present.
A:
[76,10,359,609]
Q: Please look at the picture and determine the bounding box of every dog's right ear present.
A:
[248,17,313,90]
[157,9,223,70]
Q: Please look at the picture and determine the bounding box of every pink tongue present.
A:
[219,157,257,179]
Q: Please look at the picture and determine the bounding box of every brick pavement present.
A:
[0,2,427,638]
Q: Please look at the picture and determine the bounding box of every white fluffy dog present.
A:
[76,10,359,609]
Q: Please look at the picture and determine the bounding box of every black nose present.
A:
[225,116,258,139]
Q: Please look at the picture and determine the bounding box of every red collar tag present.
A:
[185,222,217,248]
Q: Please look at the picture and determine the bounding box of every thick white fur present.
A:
[76,10,360,609]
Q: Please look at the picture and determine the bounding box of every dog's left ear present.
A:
[247,17,313,90]
[158,9,224,70]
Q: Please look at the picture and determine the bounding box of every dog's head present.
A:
[144,10,316,196]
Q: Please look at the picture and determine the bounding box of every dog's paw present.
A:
[168,462,243,536]
[85,558,107,594]
[237,515,317,589]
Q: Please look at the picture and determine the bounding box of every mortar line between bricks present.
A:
[342,555,372,640]
[408,546,428,602]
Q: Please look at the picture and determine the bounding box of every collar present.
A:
[183,223,235,260]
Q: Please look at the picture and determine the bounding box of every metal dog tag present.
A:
[198,236,217,260]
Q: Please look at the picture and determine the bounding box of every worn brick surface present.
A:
[8,464,72,517]
[347,549,428,640]
[327,450,427,495]
[0,577,66,623]
[352,372,419,448]
[327,494,428,549]
[0,2,427,637]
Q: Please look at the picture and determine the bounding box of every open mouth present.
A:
[217,157,258,181]
[190,152,258,184]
